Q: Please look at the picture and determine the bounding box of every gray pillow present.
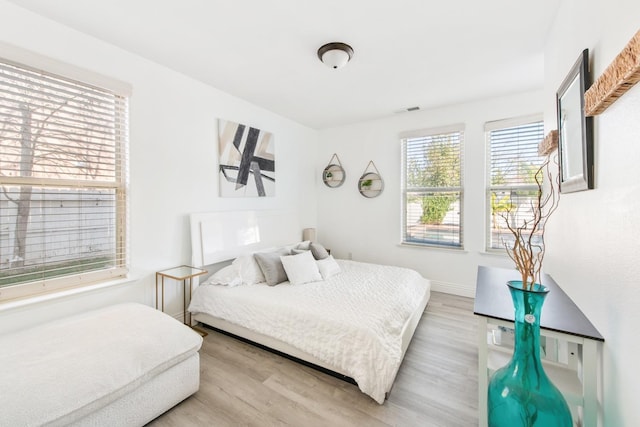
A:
[310,242,329,260]
[254,250,289,286]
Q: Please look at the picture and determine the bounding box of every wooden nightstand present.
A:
[155,265,207,325]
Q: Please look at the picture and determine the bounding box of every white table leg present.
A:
[477,316,488,427]
[581,339,599,427]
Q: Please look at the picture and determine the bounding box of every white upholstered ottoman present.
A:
[0,303,203,427]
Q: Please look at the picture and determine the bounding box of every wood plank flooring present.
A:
[148,292,478,426]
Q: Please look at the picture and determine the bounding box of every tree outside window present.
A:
[0,60,127,296]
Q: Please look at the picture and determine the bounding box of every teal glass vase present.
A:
[487,281,572,427]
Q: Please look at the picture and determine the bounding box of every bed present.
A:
[187,210,430,404]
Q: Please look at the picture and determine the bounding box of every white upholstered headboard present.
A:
[190,210,301,267]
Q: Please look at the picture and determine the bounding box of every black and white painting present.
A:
[218,120,275,197]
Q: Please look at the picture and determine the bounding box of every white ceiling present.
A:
[7,0,561,129]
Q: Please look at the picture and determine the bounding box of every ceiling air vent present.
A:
[394,106,421,114]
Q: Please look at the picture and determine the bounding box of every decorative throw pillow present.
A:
[290,248,308,255]
[232,255,266,285]
[201,264,243,287]
[316,255,341,280]
[310,242,329,260]
[280,251,322,285]
[254,249,289,286]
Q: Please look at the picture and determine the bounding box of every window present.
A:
[0,58,129,301]
[401,124,464,248]
[486,116,544,251]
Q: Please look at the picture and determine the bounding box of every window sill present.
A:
[398,242,468,254]
[0,274,141,313]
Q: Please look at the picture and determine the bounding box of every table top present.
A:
[474,266,603,341]
[156,265,208,280]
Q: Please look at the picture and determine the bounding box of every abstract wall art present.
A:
[218,119,275,197]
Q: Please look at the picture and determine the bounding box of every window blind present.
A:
[0,59,128,300]
[401,126,464,248]
[486,117,544,251]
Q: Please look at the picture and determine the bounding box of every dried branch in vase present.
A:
[498,157,560,290]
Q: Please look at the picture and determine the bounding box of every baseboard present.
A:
[430,280,475,298]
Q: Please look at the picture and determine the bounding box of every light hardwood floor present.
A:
[149,292,478,426]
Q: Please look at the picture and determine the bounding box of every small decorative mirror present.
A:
[322,153,345,188]
[358,161,384,198]
[556,49,594,193]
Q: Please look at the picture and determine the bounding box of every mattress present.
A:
[188,259,430,403]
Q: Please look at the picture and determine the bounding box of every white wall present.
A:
[543,1,640,425]
[317,90,544,296]
[0,1,318,332]
[2,2,637,422]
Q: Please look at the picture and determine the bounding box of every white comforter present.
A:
[188,259,430,403]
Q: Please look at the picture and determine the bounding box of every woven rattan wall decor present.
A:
[585,29,640,116]
[538,130,558,156]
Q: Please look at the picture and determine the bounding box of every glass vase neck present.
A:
[507,280,548,369]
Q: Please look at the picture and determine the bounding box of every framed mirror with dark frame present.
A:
[556,48,594,193]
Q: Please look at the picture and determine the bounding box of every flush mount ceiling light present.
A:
[317,42,354,69]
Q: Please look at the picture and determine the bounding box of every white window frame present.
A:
[485,114,544,253]
[400,124,464,249]
[0,50,130,302]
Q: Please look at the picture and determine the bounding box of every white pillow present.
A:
[316,255,341,279]
[232,255,266,285]
[201,265,242,287]
[296,240,311,250]
[280,251,322,285]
